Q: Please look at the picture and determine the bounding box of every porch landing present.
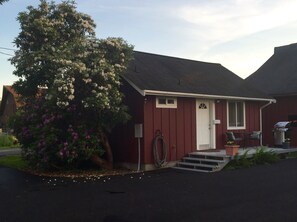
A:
[195,147,297,158]
[174,147,297,173]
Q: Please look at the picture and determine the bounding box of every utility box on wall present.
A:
[134,123,143,172]
[134,124,143,138]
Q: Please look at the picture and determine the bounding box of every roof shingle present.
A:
[246,43,297,96]
[123,51,271,100]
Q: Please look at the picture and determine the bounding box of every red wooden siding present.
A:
[215,100,263,149]
[143,97,196,164]
[112,83,266,166]
[215,101,227,149]
[111,88,196,165]
[262,96,297,147]
[244,101,262,147]
[110,83,145,164]
[0,93,17,127]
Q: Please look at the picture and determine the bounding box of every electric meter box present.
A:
[134,124,143,138]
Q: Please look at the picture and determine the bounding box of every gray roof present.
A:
[246,43,297,96]
[123,51,272,100]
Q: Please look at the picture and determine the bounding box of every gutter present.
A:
[143,89,274,102]
[259,100,276,146]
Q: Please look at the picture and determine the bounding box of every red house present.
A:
[111,51,274,170]
[0,85,20,131]
[246,43,297,147]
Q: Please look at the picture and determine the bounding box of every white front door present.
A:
[196,100,212,150]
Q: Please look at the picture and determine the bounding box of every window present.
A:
[227,101,245,129]
[158,98,167,105]
[199,103,207,109]
[156,97,177,108]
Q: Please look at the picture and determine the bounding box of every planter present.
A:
[282,142,290,149]
[224,145,240,156]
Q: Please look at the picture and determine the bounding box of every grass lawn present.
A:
[0,155,29,170]
[0,155,133,178]
[285,151,297,158]
[0,146,20,150]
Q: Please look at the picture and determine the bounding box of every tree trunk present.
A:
[91,129,113,170]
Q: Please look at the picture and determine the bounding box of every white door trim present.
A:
[210,101,216,149]
[196,99,216,150]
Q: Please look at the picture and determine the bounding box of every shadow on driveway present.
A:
[1,159,297,222]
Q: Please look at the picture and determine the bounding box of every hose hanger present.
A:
[153,130,167,168]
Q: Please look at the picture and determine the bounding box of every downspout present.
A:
[259,100,276,146]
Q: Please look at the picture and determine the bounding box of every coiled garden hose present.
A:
[153,131,167,168]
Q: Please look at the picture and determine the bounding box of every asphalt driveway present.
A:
[1,159,297,222]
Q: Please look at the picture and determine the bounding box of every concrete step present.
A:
[174,152,230,173]
[172,166,211,173]
[177,161,219,169]
[188,153,227,160]
[182,157,225,164]
[176,161,220,172]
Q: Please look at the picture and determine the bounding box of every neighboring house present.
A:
[0,85,19,130]
[246,43,297,147]
[111,51,274,170]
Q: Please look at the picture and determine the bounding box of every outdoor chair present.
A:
[246,131,262,147]
[248,131,262,140]
[226,132,244,146]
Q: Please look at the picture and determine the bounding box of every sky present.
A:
[1,0,297,97]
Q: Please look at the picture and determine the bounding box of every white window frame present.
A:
[227,101,246,130]
[156,97,177,108]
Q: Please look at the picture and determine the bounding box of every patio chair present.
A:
[248,131,262,140]
[246,131,262,147]
[226,132,244,146]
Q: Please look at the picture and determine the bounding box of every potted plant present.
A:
[224,141,240,156]
[282,138,290,149]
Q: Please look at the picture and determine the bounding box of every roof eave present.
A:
[121,76,145,96]
[270,92,297,97]
[144,90,275,102]
[122,76,274,102]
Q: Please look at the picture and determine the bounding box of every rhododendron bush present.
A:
[10,0,133,169]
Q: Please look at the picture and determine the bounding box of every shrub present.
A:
[12,97,105,169]
[226,150,252,169]
[0,134,18,148]
[252,147,280,165]
[226,147,280,169]
[10,1,133,170]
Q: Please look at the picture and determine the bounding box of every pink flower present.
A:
[67,125,73,132]
[72,132,78,141]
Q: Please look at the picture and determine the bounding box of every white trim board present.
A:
[121,77,275,102]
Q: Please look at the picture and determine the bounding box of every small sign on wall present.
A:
[213,119,221,124]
